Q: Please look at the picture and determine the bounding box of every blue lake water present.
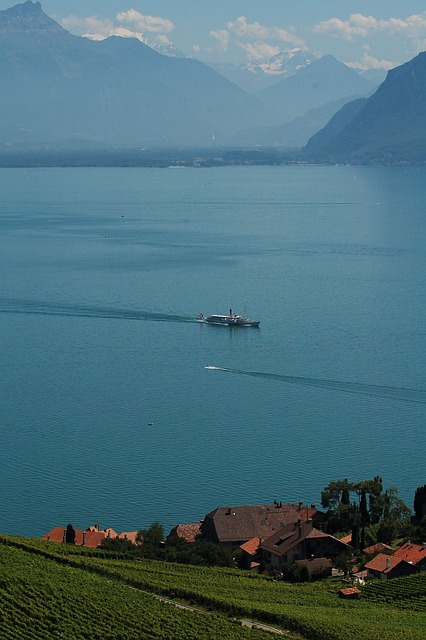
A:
[0,165,425,537]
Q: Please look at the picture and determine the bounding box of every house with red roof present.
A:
[260,519,351,571]
[393,541,426,571]
[364,553,417,580]
[167,523,203,543]
[239,536,263,570]
[42,524,138,548]
[200,501,325,552]
[363,542,394,556]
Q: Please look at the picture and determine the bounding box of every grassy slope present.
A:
[1,535,426,639]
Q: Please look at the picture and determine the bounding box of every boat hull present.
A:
[205,314,260,327]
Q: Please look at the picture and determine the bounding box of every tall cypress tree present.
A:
[414,485,426,520]
[65,524,76,544]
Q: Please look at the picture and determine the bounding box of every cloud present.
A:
[209,29,231,53]
[227,15,304,47]
[314,12,426,41]
[237,42,280,62]
[227,16,269,39]
[60,10,174,43]
[116,9,174,34]
[60,15,114,38]
[207,15,305,60]
[347,53,396,71]
[274,27,305,47]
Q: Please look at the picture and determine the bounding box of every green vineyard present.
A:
[1,534,426,639]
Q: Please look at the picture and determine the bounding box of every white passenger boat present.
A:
[200,308,260,327]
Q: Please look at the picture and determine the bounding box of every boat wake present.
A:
[0,297,199,324]
[204,366,426,405]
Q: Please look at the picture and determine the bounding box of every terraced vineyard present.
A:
[1,534,426,639]
[0,542,271,640]
[362,573,426,610]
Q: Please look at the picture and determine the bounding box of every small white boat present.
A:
[201,308,260,327]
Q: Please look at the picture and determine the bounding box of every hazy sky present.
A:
[4,1,426,69]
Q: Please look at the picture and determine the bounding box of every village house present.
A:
[239,536,263,570]
[364,553,417,580]
[260,519,351,571]
[362,542,394,556]
[200,501,325,552]
[167,523,203,543]
[393,541,426,571]
[42,524,138,548]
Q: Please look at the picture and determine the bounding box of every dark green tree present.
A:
[100,537,135,553]
[299,565,310,583]
[359,487,370,526]
[333,550,353,577]
[367,476,384,524]
[377,518,397,545]
[65,524,76,544]
[350,502,361,549]
[136,521,164,547]
[414,485,426,520]
[321,478,354,510]
[385,487,411,520]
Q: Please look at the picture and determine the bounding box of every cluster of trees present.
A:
[321,477,426,547]
[100,521,233,567]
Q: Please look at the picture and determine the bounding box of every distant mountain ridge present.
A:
[209,49,318,93]
[1,1,423,161]
[304,52,426,163]
[0,1,270,147]
[257,55,378,123]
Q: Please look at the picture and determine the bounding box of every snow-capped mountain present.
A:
[147,40,187,59]
[209,48,318,93]
[244,49,318,78]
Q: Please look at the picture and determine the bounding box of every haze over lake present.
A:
[0,165,425,537]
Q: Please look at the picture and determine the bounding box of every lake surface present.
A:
[0,165,425,537]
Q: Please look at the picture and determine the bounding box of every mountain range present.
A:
[0,1,380,150]
[0,1,270,147]
[1,1,425,162]
[303,52,426,163]
[208,49,318,94]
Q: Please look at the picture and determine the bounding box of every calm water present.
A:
[0,165,425,537]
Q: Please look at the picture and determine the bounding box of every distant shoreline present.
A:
[0,147,421,168]
[0,147,297,168]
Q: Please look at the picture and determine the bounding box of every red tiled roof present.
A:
[169,523,202,543]
[393,542,426,565]
[340,534,352,545]
[339,587,361,598]
[240,536,262,555]
[42,526,67,543]
[306,529,331,539]
[261,520,351,558]
[364,553,406,573]
[201,503,301,543]
[42,525,137,548]
[261,521,313,557]
[363,542,393,556]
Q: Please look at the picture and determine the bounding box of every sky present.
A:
[3,1,426,70]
